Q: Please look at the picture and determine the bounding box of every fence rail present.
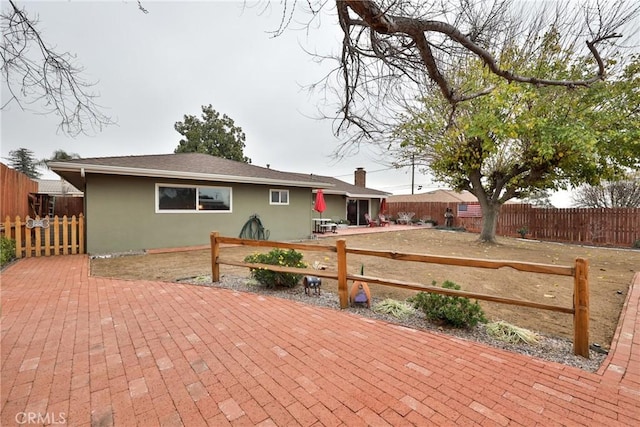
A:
[387,202,640,247]
[1,215,85,258]
[210,232,590,357]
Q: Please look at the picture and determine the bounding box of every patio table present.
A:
[312,218,333,233]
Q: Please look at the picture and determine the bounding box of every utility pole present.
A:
[411,153,415,195]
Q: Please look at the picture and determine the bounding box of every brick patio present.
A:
[1,256,638,426]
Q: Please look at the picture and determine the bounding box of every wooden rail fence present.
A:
[1,215,85,258]
[210,232,590,358]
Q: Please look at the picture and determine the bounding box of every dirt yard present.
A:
[90,228,640,349]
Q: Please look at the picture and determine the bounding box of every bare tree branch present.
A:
[338,0,636,100]
[1,0,114,136]
[320,0,640,145]
[573,174,640,208]
[136,1,149,14]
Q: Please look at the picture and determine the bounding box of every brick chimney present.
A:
[354,167,366,188]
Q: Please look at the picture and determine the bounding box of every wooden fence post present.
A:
[210,232,220,282]
[53,216,60,255]
[44,218,51,256]
[24,217,32,258]
[71,215,77,254]
[34,219,42,257]
[337,239,348,308]
[62,216,69,255]
[15,216,22,258]
[573,258,590,358]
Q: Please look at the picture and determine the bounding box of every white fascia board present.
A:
[345,192,389,198]
[318,190,344,195]
[320,189,390,198]
[48,163,335,189]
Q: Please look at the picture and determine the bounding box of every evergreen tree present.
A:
[6,148,41,179]
[174,105,251,163]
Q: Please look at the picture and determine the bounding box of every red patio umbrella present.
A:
[380,198,388,214]
[314,189,326,217]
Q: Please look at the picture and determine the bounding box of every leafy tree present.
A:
[6,147,41,179]
[46,149,81,161]
[573,174,640,208]
[392,46,640,242]
[174,105,251,163]
[40,149,82,169]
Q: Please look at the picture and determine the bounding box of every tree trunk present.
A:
[478,202,501,243]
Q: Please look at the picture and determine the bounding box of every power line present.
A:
[332,167,401,178]
[376,182,440,191]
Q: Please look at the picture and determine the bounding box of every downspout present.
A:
[80,167,87,254]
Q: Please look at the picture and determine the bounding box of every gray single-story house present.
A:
[48,153,389,254]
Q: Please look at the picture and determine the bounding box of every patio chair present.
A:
[378,213,390,226]
[397,212,415,225]
[364,213,378,227]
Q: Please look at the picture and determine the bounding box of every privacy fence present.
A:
[1,163,38,219]
[1,215,85,258]
[210,232,590,358]
[387,201,640,247]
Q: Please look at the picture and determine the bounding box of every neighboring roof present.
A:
[47,153,335,190]
[306,174,390,198]
[388,189,479,203]
[388,189,521,204]
[37,179,83,196]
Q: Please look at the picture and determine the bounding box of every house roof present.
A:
[305,174,390,198]
[37,179,83,196]
[388,189,479,203]
[388,189,521,204]
[47,153,336,190]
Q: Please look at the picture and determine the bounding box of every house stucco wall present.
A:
[85,175,314,254]
[321,194,348,222]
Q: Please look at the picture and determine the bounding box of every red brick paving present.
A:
[1,256,639,426]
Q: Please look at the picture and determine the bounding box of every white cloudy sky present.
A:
[1,0,435,194]
[1,0,576,205]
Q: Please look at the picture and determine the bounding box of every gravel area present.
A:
[177,273,608,372]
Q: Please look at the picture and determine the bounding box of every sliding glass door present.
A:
[347,199,370,226]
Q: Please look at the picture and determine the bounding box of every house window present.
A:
[270,189,289,205]
[157,184,232,212]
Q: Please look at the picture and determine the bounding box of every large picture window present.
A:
[157,184,232,212]
[270,189,289,205]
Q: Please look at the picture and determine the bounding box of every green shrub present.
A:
[409,280,487,328]
[373,298,415,319]
[516,226,529,238]
[633,239,640,249]
[0,235,16,268]
[244,248,306,288]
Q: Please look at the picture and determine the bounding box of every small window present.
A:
[270,189,289,205]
